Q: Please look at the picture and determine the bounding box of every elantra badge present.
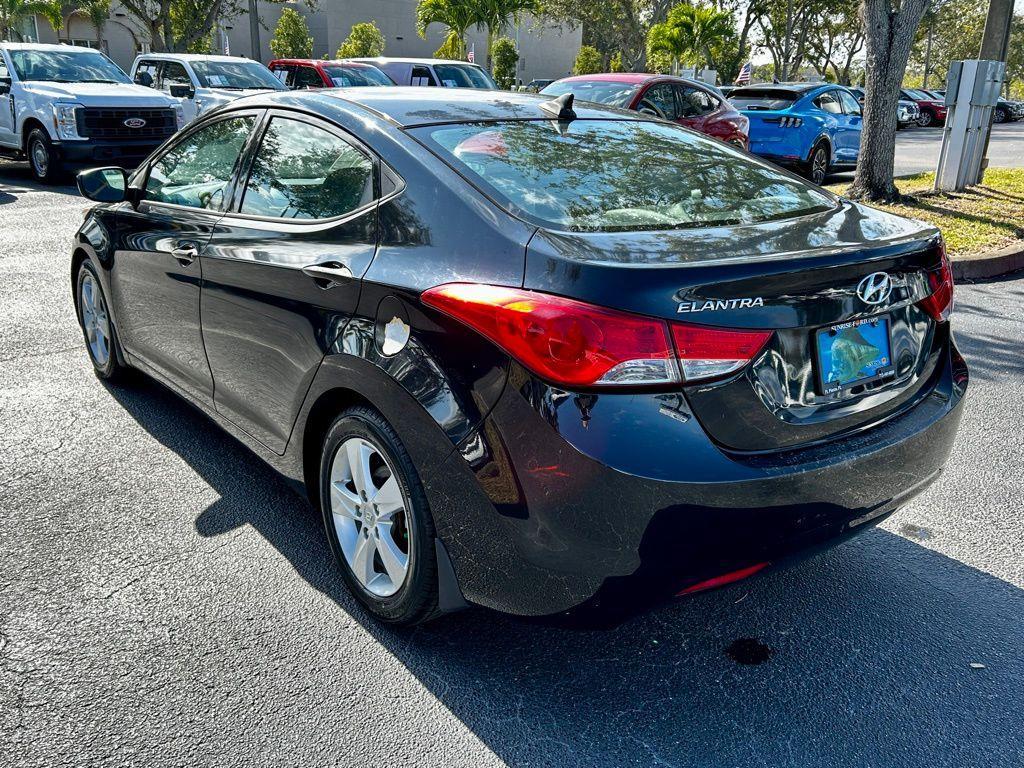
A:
[856,272,892,305]
[123,118,146,128]
[677,297,764,314]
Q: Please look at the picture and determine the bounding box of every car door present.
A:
[159,60,199,123]
[813,89,848,161]
[0,53,15,148]
[837,89,863,163]
[111,112,260,403]
[199,110,380,453]
[673,84,718,135]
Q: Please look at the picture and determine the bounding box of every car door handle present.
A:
[302,262,354,288]
[171,242,199,266]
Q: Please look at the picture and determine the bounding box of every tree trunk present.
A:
[848,0,930,202]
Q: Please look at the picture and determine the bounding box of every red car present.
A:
[267,58,394,89]
[901,88,948,127]
[540,73,749,149]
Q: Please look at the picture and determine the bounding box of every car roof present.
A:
[223,87,645,127]
[348,57,483,67]
[134,53,254,63]
[0,42,98,53]
[732,82,831,94]
[269,58,379,68]
[553,73,720,90]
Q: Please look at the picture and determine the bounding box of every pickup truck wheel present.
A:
[27,128,61,183]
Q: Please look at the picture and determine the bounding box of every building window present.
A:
[60,38,107,52]
[15,16,39,42]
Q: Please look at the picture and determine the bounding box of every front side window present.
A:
[414,119,835,232]
[134,59,159,85]
[322,64,393,87]
[239,117,374,220]
[538,80,639,109]
[191,60,286,90]
[411,66,436,87]
[9,49,130,84]
[145,116,255,209]
[838,90,861,116]
[161,61,192,88]
[638,84,677,119]
[677,86,717,117]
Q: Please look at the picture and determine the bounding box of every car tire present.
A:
[75,258,128,382]
[994,107,1008,124]
[27,128,61,183]
[805,142,829,186]
[319,406,439,625]
[918,110,933,127]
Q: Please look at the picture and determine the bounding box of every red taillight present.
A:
[917,239,954,322]
[421,284,678,387]
[422,283,772,388]
[670,323,772,381]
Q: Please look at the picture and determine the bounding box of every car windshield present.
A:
[191,60,285,90]
[729,88,800,110]
[414,119,835,232]
[904,88,931,100]
[9,49,130,84]
[432,64,497,89]
[322,64,394,87]
[539,80,639,109]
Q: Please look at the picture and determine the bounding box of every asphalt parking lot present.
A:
[1,162,1022,768]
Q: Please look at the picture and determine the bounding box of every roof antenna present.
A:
[539,92,577,122]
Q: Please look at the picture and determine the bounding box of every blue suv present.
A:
[729,82,862,185]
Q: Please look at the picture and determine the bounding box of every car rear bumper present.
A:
[57,138,167,169]
[424,340,968,618]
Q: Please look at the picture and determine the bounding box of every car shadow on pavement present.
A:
[105,374,1023,768]
[0,162,79,200]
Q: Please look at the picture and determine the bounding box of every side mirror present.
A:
[134,71,154,88]
[0,77,10,95]
[77,167,128,203]
[169,83,195,99]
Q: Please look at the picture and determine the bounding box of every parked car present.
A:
[524,78,554,92]
[540,74,749,149]
[730,82,862,184]
[719,85,736,99]
[347,58,496,89]
[848,87,920,128]
[993,97,1023,123]
[0,42,183,182]
[268,59,394,89]
[900,88,947,127]
[71,87,965,625]
[130,53,286,125]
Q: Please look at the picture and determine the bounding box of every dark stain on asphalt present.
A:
[726,638,773,665]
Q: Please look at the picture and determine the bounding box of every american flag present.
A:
[735,61,752,85]
[467,44,475,63]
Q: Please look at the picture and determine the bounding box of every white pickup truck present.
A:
[129,53,286,125]
[0,42,184,182]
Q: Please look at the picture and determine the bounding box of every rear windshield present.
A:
[413,119,834,232]
[322,64,393,87]
[539,80,639,109]
[191,60,285,90]
[729,88,800,110]
[433,64,497,89]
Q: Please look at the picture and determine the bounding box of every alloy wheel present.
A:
[919,111,932,127]
[811,147,828,185]
[80,273,111,366]
[329,437,411,597]
[994,109,1007,124]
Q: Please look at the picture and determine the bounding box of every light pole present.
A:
[248,0,260,60]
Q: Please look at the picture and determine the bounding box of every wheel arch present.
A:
[21,117,53,151]
[805,133,833,164]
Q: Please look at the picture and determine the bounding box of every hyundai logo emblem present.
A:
[856,272,893,305]
[123,118,146,128]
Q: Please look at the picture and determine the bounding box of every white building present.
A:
[9,1,582,85]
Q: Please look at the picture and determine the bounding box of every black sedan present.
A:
[71,88,967,625]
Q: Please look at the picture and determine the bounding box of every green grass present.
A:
[826,168,1024,257]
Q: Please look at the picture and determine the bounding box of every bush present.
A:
[573,45,603,76]
[269,8,313,60]
[609,52,625,72]
[491,37,519,89]
[336,21,386,59]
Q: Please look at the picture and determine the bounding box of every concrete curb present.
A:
[952,243,1024,280]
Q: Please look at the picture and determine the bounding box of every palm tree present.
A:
[476,0,536,68]
[648,3,735,72]
[75,0,110,47]
[0,0,62,41]
[415,0,479,59]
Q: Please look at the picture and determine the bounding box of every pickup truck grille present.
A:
[76,108,177,139]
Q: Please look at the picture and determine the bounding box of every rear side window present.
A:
[414,119,834,232]
[729,88,799,110]
[815,91,842,114]
[145,116,255,210]
[239,117,374,220]
[433,64,497,89]
[294,66,322,88]
[411,66,436,86]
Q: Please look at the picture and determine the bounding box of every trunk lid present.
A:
[524,201,947,452]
